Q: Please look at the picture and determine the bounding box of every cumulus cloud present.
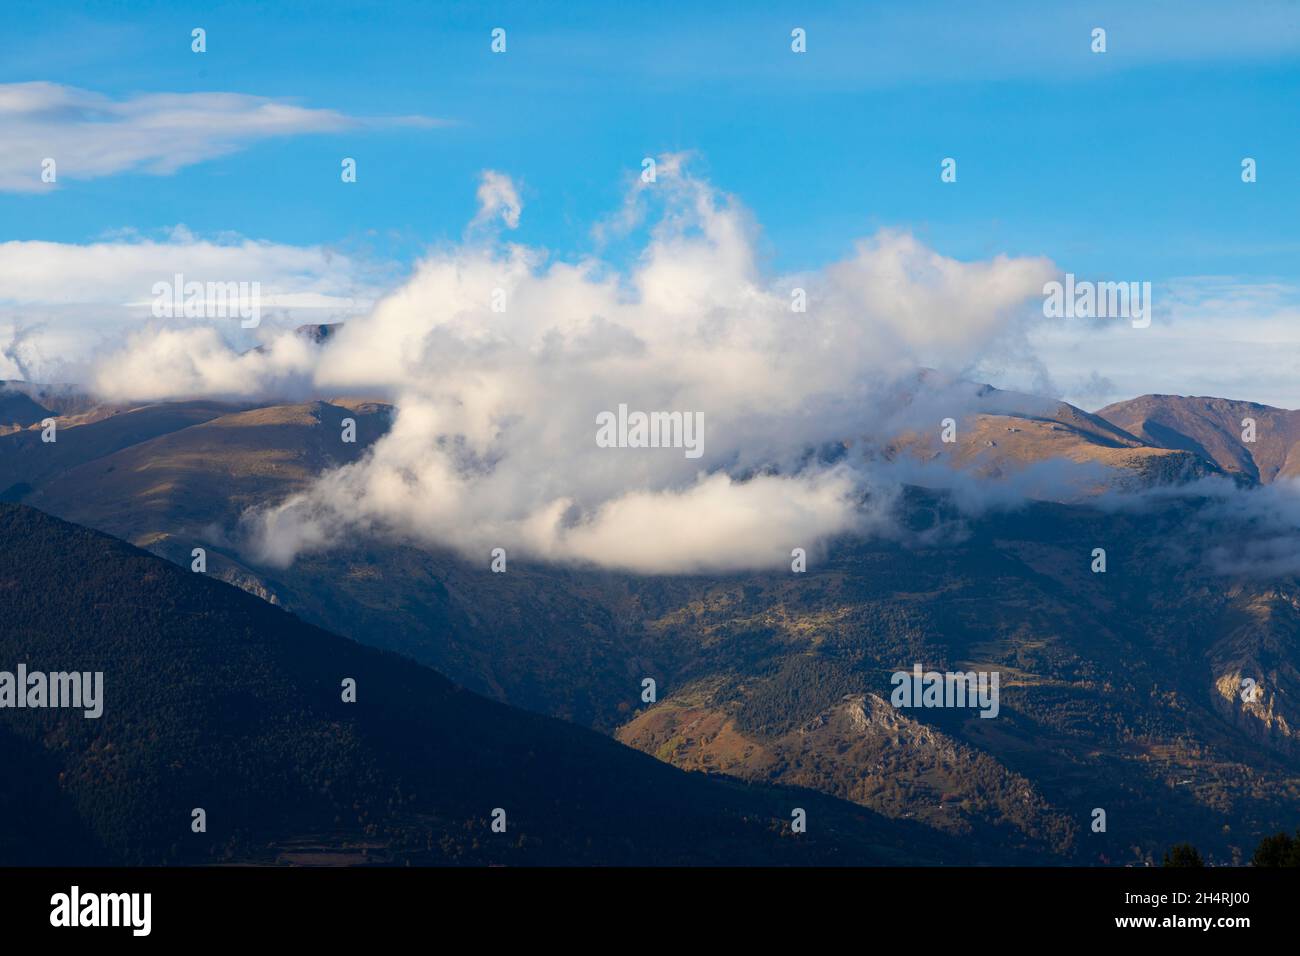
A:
[220,158,1053,573]
[0,82,440,192]
[90,326,319,403]
[11,150,1296,576]
[4,158,1058,572]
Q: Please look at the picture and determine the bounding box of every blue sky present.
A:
[2,0,1300,406]
[3,0,1298,276]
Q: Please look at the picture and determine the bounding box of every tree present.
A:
[1162,843,1204,867]
[1251,830,1300,867]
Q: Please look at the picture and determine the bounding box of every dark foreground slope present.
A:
[0,503,993,866]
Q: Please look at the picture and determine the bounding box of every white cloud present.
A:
[1030,276,1300,410]
[0,82,440,192]
[227,159,1054,573]
[469,171,522,231]
[90,326,318,403]
[8,148,1298,576]
[0,231,385,383]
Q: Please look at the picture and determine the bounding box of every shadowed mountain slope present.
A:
[0,400,250,499]
[24,400,390,540]
[0,502,990,866]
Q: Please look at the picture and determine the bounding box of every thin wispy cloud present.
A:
[1029,277,1300,410]
[0,82,443,192]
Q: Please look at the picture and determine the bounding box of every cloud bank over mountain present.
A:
[15,161,1297,576]
[227,162,1054,572]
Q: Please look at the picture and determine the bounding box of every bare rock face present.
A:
[616,687,1072,860]
[1209,588,1300,756]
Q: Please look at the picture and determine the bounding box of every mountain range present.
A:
[2,375,1299,865]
